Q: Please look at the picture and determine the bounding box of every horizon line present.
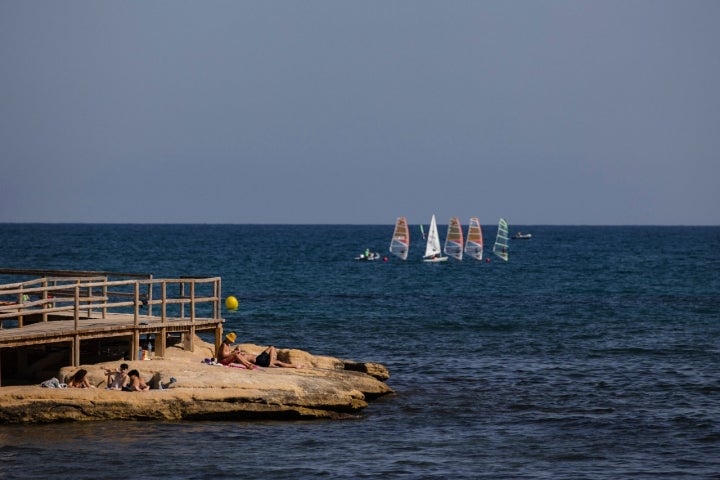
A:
[1,222,718,227]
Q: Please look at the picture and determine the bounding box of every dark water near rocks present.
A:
[1,224,719,479]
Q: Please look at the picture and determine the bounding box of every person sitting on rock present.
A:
[67,368,95,388]
[104,363,129,390]
[217,332,255,369]
[123,369,150,391]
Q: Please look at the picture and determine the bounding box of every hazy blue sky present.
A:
[1,1,718,225]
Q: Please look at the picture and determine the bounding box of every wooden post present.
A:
[73,335,80,366]
[133,330,140,361]
[190,281,195,324]
[188,326,195,352]
[180,281,185,319]
[42,278,48,323]
[161,281,167,324]
[157,327,167,357]
[134,282,140,326]
[17,287,24,328]
[85,282,92,318]
[215,323,223,359]
[214,278,221,319]
[102,280,108,318]
[147,276,153,317]
[133,282,140,360]
[74,284,80,330]
[187,280,196,352]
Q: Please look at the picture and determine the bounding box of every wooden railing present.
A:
[0,272,224,382]
[0,276,222,328]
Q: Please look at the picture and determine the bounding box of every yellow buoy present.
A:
[225,295,239,310]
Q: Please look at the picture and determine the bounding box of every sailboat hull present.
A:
[423,256,448,263]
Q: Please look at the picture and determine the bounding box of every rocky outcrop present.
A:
[0,338,393,424]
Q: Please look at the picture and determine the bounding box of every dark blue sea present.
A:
[1,224,719,479]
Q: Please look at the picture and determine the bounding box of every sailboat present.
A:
[423,215,447,262]
[493,217,509,261]
[444,217,464,260]
[464,217,484,260]
[389,217,410,260]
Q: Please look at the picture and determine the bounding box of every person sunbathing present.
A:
[123,369,150,391]
[67,369,95,388]
[241,345,303,368]
[218,332,303,368]
[104,363,129,390]
[217,332,255,368]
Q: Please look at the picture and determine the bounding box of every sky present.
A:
[1,1,718,225]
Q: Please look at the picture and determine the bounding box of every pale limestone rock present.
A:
[0,337,392,424]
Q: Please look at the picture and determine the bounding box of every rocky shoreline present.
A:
[0,338,393,424]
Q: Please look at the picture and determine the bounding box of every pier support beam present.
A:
[215,324,223,359]
[72,336,80,366]
[132,330,140,360]
[157,328,167,358]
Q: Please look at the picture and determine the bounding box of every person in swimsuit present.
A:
[67,369,95,388]
[219,332,303,368]
[241,345,303,368]
[123,370,150,391]
[217,332,255,368]
[105,363,129,390]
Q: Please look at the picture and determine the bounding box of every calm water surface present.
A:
[1,224,719,479]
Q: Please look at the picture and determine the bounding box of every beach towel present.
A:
[202,358,259,369]
[40,377,67,388]
[226,363,259,370]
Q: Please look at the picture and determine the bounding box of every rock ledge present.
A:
[0,339,393,424]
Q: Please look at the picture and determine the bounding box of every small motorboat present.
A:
[355,251,380,261]
[513,232,532,240]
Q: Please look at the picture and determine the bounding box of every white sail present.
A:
[389,217,410,260]
[465,217,484,260]
[444,217,464,260]
[423,215,447,262]
[493,217,509,261]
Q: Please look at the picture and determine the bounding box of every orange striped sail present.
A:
[389,217,410,260]
[444,217,464,260]
[465,217,484,260]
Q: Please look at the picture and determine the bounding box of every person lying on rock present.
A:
[240,345,303,368]
[67,368,95,388]
[123,369,150,391]
[104,363,129,390]
[219,332,303,368]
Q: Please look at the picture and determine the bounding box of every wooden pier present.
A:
[0,269,225,386]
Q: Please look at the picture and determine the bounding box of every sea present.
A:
[0,224,719,479]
